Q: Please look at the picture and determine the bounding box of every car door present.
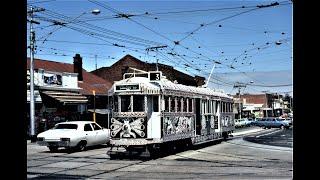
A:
[83,123,96,146]
[91,123,108,145]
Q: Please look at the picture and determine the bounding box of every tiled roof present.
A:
[27,58,112,95]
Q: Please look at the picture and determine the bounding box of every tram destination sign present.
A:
[115,84,140,92]
[149,71,162,81]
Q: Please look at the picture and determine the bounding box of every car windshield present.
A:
[54,124,78,130]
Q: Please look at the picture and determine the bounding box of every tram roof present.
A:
[109,76,232,99]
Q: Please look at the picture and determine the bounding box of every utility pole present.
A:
[28,6,45,142]
[95,55,97,70]
[233,82,246,119]
[93,90,96,122]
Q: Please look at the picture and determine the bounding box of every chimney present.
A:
[73,54,83,81]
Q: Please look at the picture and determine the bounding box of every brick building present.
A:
[233,93,289,118]
[91,54,205,87]
[27,54,113,135]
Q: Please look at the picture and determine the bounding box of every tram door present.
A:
[195,98,201,135]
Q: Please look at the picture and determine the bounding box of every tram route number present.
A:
[149,72,161,81]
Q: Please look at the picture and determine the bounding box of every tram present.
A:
[107,70,235,157]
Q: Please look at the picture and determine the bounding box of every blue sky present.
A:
[27,0,292,96]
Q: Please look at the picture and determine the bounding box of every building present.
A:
[27,54,112,135]
[91,54,205,87]
[233,93,292,119]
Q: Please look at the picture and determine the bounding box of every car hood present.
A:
[37,129,80,139]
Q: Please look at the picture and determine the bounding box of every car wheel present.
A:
[262,126,266,129]
[280,125,285,129]
[77,141,87,151]
[48,146,58,152]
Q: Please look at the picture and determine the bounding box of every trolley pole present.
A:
[28,6,45,142]
[146,45,167,71]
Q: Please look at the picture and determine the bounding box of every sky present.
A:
[27,0,293,96]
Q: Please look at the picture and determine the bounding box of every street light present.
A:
[41,9,101,44]
[91,9,101,15]
[74,9,101,21]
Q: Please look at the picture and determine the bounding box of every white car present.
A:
[37,121,110,152]
[235,119,246,128]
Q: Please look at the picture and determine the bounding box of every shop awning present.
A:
[42,91,88,104]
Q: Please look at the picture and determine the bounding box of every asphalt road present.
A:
[27,127,292,179]
[243,127,293,148]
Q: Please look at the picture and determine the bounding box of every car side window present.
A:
[91,123,102,130]
[84,124,93,131]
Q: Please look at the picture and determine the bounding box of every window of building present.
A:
[133,95,144,112]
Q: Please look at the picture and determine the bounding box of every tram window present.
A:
[177,97,181,112]
[212,101,215,113]
[221,102,224,112]
[206,100,209,113]
[153,96,159,112]
[133,95,144,112]
[201,100,205,114]
[183,98,187,112]
[208,100,211,113]
[216,102,220,112]
[121,95,131,112]
[225,102,228,112]
[170,97,175,112]
[226,103,229,112]
[222,102,225,112]
[188,99,193,112]
[164,96,169,112]
[113,96,118,112]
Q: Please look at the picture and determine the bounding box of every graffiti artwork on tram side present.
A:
[222,116,233,127]
[164,116,193,135]
[110,117,146,138]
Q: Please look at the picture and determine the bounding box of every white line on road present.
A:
[256,129,282,138]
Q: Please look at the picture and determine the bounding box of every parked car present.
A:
[279,118,293,126]
[235,119,246,128]
[37,121,110,152]
[255,117,290,129]
[247,118,256,126]
[251,118,261,126]
[243,118,252,127]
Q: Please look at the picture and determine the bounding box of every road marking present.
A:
[256,129,282,138]
[232,128,264,136]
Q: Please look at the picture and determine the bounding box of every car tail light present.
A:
[60,138,70,141]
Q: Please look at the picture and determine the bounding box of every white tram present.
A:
[107,71,235,157]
